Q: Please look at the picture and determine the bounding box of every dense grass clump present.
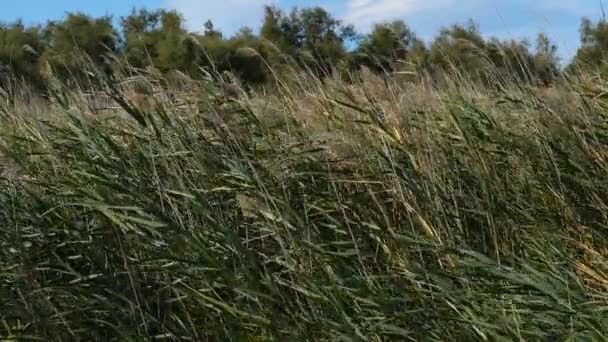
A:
[1,67,608,341]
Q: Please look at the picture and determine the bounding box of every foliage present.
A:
[0,5,598,97]
[571,17,608,73]
[355,20,418,72]
[429,20,488,78]
[534,32,560,84]
[40,12,118,82]
[0,21,44,88]
[260,5,354,75]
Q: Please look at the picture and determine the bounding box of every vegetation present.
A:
[1,4,608,341]
[0,5,573,92]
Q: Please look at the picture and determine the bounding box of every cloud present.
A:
[349,0,373,8]
[343,0,456,30]
[164,0,272,34]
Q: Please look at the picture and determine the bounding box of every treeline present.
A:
[0,5,607,92]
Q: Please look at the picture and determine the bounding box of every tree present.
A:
[41,12,118,80]
[533,33,559,85]
[0,21,44,87]
[203,20,222,40]
[408,39,430,71]
[0,4,569,90]
[485,37,535,83]
[356,20,418,72]
[155,11,196,73]
[225,27,267,84]
[192,20,230,73]
[260,6,353,74]
[429,19,488,79]
[121,9,202,74]
[299,7,352,68]
[427,20,546,85]
[260,6,293,53]
[570,17,608,72]
[120,8,164,68]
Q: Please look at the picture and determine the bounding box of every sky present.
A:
[1,0,606,63]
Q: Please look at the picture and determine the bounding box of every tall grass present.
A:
[1,63,608,341]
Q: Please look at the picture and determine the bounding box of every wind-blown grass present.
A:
[1,66,608,341]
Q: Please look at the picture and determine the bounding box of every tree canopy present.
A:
[0,5,603,93]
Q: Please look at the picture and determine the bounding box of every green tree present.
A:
[260,5,282,46]
[408,39,430,71]
[533,33,560,85]
[154,10,197,73]
[260,5,300,55]
[203,20,223,40]
[429,20,488,79]
[298,7,353,71]
[120,8,165,68]
[0,21,44,89]
[570,17,608,72]
[192,20,230,73]
[225,27,267,84]
[356,20,417,72]
[260,6,354,70]
[485,37,535,83]
[41,12,118,80]
[121,9,201,74]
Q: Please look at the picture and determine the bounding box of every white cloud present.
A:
[164,0,273,34]
[348,0,373,8]
[343,0,455,30]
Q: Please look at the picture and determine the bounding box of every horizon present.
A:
[1,1,606,63]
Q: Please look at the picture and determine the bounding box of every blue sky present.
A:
[1,0,606,62]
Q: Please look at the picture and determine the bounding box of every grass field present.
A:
[1,65,608,341]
